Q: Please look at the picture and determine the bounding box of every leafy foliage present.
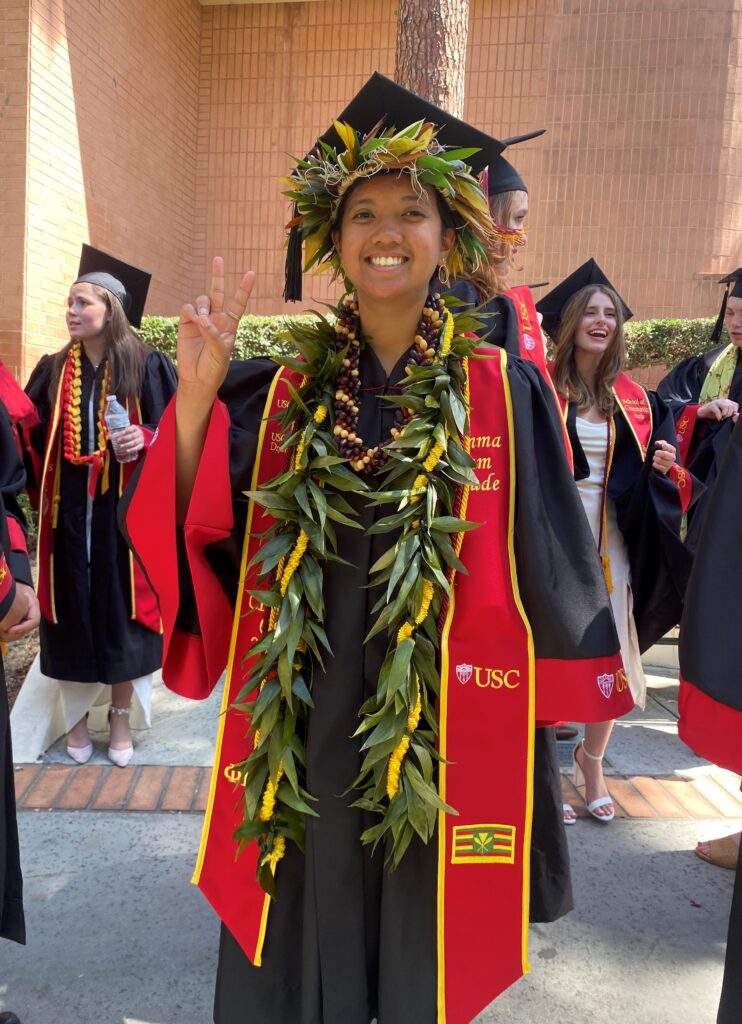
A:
[228,300,487,893]
[137,314,306,363]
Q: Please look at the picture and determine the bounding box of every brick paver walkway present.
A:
[13,763,742,818]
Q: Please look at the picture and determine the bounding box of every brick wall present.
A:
[5,0,742,375]
[0,1,30,378]
[21,0,201,379]
[196,0,742,323]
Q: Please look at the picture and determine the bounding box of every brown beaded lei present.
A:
[332,292,450,474]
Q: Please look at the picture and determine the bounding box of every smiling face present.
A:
[333,174,455,306]
[573,289,618,357]
[66,282,110,342]
[725,295,742,347]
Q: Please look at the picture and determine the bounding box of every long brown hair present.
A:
[552,285,625,417]
[49,285,149,403]
[464,190,526,300]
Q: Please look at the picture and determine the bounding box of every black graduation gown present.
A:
[565,391,697,653]
[676,418,742,1024]
[0,400,33,945]
[446,278,524,357]
[25,350,177,683]
[138,345,620,1024]
[657,345,742,548]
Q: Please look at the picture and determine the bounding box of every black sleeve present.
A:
[615,391,699,650]
[656,354,706,418]
[140,350,178,428]
[23,354,55,493]
[508,357,619,661]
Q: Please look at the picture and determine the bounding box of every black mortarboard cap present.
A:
[486,130,546,196]
[711,269,742,342]
[535,258,633,339]
[319,72,506,175]
[75,244,151,328]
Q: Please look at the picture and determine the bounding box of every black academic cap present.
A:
[75,244,151,328]
[710,269,742,342]
[487,130,546,196]
[535,258,633,339]
[319,72,506,176]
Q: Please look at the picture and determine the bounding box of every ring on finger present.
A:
[226,309,241,321]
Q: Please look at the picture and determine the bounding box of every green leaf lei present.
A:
[230,294,488,896]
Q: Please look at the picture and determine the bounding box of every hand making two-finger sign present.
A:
[177,256,256,401]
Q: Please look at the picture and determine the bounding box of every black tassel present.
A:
[283,205,303,303]
[711,285,730,343]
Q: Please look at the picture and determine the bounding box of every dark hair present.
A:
[552,285,625,417]
[50,284,150,403]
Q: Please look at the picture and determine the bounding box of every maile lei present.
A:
[231,292,486,897]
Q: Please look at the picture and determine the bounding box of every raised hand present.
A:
[177,256,256,402]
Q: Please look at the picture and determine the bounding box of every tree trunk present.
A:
[394,0,470,117]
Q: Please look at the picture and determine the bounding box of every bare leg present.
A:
[575,720,615,819]
[109,681,134,751]
[67,715,92,749]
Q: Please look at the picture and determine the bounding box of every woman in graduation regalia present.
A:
[657,269,742,548]
[678,415,742,1024]
[123,76,633,1024]
[25,246,177,766]
[0,396,39,961]
[541,260,698,823]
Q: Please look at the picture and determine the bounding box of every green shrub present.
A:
[140,312,725,371]
[138,314,309,362]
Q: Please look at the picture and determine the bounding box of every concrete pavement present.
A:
[3,669,740,1024]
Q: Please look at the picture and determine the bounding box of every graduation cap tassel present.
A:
[710,285,730,343]
[283,206,303,303]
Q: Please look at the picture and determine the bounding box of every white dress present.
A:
[575,417,646,709]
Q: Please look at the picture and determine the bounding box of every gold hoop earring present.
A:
[438,263,451,288]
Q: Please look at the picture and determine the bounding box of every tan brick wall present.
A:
[22,0,201,379]
[0,1,30,378]
[6,0,742,377]
[196,0,742,325]
[193,0,398,316]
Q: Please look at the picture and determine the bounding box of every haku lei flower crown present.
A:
[282,118,504,300]
[228,293,487,897]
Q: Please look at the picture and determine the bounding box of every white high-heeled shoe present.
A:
[66,741,93,765]
[107,705,134,768]
[572,740,615,823]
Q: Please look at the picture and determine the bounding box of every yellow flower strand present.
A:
[396,621,413,645]
[314,404,328,423]
[260,834,286,871]
[259,766,285,822]
[410,473,428,505]
[386,682,422,799]
[415,579,434,625]
[423,440,445,473]
[279,530,309,596]
[440,308,454,358]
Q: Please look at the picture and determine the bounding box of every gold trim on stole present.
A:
[191,371,281,895]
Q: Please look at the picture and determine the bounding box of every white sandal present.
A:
[572,741,615,823]
[563,803,577,826]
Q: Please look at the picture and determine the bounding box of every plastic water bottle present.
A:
[104,395,136,463]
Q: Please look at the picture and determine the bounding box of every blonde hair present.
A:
[552,285,625,417]
[463,190,526,301]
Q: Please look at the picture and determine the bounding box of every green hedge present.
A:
[139,313,725,370]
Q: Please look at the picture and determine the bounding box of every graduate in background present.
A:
[657,269,742,547]
[24,247,176,767]
[677,415,742,1024]
[0,397,40,1024]
[541,260,698,824]
[123,74,633,1024]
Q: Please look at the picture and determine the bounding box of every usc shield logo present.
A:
[456,664,473,685]
[597,673,615,699]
